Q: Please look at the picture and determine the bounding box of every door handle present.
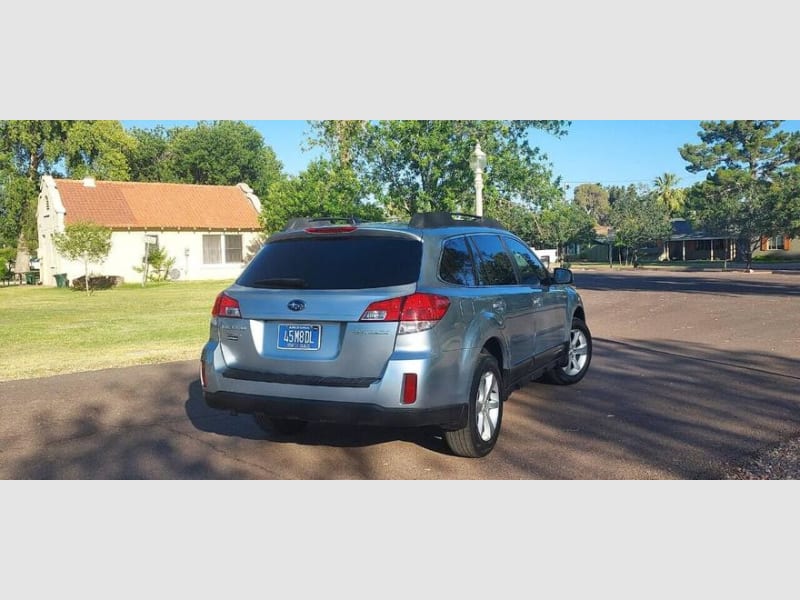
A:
[492,299,506,312]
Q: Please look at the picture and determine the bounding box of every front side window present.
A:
[503,237,549,285]
[469,234,517,286]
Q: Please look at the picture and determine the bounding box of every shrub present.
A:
[70,275,123,291]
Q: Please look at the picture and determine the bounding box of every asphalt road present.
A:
[2,268,799,479]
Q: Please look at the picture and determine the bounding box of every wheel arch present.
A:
[573,305,586,323]
[481,336,504,371]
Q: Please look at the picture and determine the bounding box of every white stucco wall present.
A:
[44,229,263,286]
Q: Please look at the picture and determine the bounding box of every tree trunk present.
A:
[84,259,90,295]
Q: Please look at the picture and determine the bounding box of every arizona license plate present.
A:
[277,324,321,351]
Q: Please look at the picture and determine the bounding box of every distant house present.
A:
[664,219,799,261]
[661,219,737,261]
[572,219,799,264]
[36,176,263,286]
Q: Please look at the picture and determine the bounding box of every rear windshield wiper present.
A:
[249,278,308,289]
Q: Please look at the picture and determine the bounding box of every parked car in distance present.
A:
[201,212,592,457]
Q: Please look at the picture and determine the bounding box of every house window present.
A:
[225,234,243,263]
[203,234,244,264]
[767,236,785,250]
[203,235,222,264]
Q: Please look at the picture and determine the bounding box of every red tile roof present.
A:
[55,179,261,230]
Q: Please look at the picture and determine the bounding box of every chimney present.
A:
[83,176,96,188]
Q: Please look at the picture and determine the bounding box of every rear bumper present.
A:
[204,390,468,430]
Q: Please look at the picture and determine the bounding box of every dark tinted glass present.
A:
[470,235,518,286]
[503,237,549,284]
[439,237,477,286]
[237,236,422,289]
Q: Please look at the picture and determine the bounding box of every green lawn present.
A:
[0,280,232,381]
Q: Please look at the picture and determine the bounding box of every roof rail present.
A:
[409,212,506,230]
[284,216,362,231]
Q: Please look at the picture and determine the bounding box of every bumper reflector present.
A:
[402,373,418,405]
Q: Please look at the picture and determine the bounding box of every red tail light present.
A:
[212,292,241,318]
[360,293,450,333]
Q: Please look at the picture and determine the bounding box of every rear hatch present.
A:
[215,229,423,384]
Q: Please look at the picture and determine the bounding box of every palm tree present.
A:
[653,172,686,216]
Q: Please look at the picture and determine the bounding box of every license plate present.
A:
[277,324,321,351]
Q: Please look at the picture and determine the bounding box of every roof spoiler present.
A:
[409,212,505,230]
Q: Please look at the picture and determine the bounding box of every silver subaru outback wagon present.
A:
[201,212,591,457]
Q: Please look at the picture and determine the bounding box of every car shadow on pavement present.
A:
[183,379,451,455]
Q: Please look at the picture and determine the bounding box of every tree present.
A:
[609,185,672,266]
[261,158,383,234]
[679,120,800,270]
[1,120,138,251]
[533,200,596,263]
[170,120,271,186]
[484,196,540,244]
[124,125,178,182]
[64,121,136,180]
[134,245,176,282]
[652,172,686,217]
[52,222,112,295]
[573,183,610,224]
[308,120,569,218]
[306,120,368,168]
[0,120,72,252]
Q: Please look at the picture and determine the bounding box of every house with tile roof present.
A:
[36,176,263,286]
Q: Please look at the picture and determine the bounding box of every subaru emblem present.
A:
[287,300,305,312]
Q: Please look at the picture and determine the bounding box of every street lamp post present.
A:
[469,142,487,216]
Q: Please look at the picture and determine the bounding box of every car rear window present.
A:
[237,236,423,290]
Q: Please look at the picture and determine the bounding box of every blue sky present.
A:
[122,120,800,193]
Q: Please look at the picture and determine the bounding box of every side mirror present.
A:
[552,267,573,285]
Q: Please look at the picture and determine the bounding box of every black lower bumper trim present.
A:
[204,390,468,429]
[222,368,377,388]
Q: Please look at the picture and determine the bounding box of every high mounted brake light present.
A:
[304,226,358,234]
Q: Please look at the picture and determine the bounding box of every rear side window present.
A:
[439,236,477,286]
[237,236,422,290]
[469,235,518,286]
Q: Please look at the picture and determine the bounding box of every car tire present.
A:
[545,317,592,385]
[253,413,308,435]
[444,352,504,458]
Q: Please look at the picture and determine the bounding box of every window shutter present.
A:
[785,236,792,251]
[760,236,768,251]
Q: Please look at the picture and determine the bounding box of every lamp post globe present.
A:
[469,142,487,216]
